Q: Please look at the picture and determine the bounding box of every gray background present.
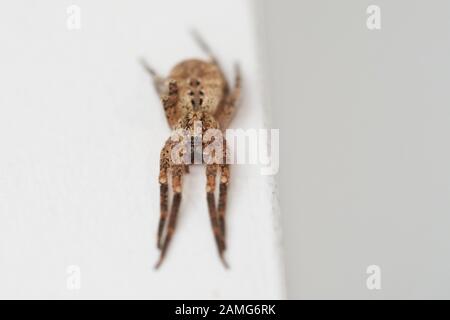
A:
[261,0,450,299]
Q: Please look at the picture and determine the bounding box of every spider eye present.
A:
[189,79,201,87]
[199,90,204,96]
[188,91,194,96]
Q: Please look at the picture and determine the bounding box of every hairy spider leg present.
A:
[206,164,229,268]
[155,164,184,269]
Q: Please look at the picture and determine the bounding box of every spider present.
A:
[141,32,241,269]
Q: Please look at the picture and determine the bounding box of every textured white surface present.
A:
[0,0,285,299]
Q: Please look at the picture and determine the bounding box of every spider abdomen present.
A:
[169,59,227,115]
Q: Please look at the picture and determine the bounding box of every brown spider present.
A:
[141,32,241,269]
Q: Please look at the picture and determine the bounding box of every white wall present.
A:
[0,0,285,299]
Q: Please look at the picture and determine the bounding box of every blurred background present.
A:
[260,0,450,299]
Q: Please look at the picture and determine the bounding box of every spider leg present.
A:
[140,59,180,129]
[218,163,230,239]
[191,30,220,65]
[139,58,166,95]
[161,80,180,129]
[206,164,228,268]
[157,141,171,249]
[155,164,184,269]
[215,64,241,129]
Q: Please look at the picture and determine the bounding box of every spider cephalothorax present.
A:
[141,33,241,269]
